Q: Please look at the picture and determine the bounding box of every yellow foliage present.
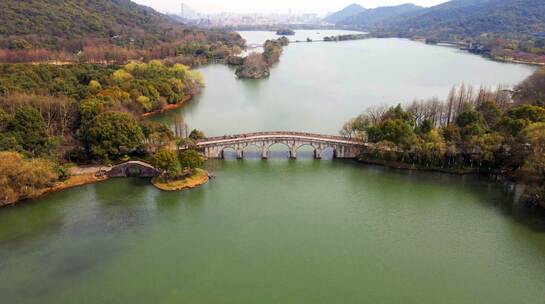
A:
[189,70,205,87]
[89,80,102,94]
[168,78,185,94]
[112,69,133,82]
[171,64,189,79]
[98,87,131,104]
[149,60,164,68]
[137,96,152,112]
[0,151,58,205]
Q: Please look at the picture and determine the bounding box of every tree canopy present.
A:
[82,112,144,161]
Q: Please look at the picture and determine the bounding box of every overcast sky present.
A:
[133,0,449,15]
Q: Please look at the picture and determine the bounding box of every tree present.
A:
[189,129,205,141]
[88,80,102,94]
[0,151,58,205]
[8,107,51,154]
[83,112,144,160]
[151,149,182,179]
[515,122,545,207]
[0,108,11,131]
[518,123,545,179]
[236,53,269,79]
[499,104,545,136]
[441,124,461,143]
[506,105,545,122]
[455,104,487,138]
[418,119,433,134]
[515,67,545,106]
[140,120,173,152]
[477,101,501,129]
[179,149,203,172]
[382,104,413,122]
[340,115,369,139]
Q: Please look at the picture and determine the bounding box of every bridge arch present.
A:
[319,147,338,160]
[266,142,294,159]
[107,161,161,178]
[220,147,239,159]
[242,143,264,159]
[295,143,318,159]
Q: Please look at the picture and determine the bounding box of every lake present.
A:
[154,31,536,135]
[1,31,544,304]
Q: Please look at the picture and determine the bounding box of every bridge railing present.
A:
[197,131,365,144]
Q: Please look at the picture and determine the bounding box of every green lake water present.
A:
[1,32,544,303]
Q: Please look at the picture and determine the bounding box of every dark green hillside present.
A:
[0,0,172,41]
[393,0,545,38]
[0,0,245,63]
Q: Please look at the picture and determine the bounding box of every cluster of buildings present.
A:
[176,3,323,27]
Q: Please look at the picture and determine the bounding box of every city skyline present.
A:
[132,0,449,15]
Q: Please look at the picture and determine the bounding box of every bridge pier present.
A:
[261,147,268,159]
[289,148,297,159]
[236,149,243,159]
[314,149,322,159]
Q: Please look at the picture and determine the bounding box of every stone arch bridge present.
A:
[107,161,161,178]
[195,132,368,159]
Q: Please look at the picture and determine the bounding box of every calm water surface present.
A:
[1,33,544,303]
[239,29,366,44]
[154,33,536,135]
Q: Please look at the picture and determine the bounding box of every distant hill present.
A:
[0,0,245,63]
[329,0,545,40]
[324,4,366,24]
[391,0,545,39]
[339,4,424,27]
[0,0,239,50]
[0,0,171,39]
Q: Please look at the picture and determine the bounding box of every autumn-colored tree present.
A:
[0,151,58,205]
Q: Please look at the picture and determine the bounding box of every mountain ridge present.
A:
[339,3,425,27]
[328,0,545,39]
[324,4,367,24]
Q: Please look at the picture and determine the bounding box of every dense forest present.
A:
[0,0,245,64]
[0,61,205,204]
[341,67,545,208]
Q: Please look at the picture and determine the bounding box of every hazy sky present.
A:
[133,0,448,15]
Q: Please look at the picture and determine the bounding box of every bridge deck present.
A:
[197,131,365,146]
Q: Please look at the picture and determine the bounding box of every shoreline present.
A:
[151,169,210,192]
[1,166,210,208]
[357,158,479,175]
[140,94,194,118]
[1,172,110,208]
[411,38,545,66]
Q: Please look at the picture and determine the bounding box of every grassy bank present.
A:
[152,169,209,192]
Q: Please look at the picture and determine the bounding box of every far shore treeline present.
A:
[341,67,545,208]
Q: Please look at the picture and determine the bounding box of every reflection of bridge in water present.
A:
[196,132,368,159]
